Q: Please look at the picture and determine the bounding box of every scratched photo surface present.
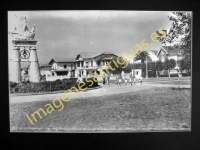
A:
[9,11,191,132]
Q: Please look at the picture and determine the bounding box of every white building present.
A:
[148,50,159,62]
[39,64,52,76]
[75,52,118,78]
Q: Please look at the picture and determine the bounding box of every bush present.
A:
[9,78,78,93]
[74,77,98,90]
[10,81,18,88]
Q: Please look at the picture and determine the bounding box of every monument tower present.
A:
[9,16,40,83]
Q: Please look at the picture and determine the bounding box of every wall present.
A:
[40,66,51,75]
[158,50,168,62]
[57,62,75,70]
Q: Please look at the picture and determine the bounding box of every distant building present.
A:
[156,45,184,62]
[148,50,159,62]
[156,45,186,70]
[48,58,76,78]
[75,52,118,78]
[39,64,52,76]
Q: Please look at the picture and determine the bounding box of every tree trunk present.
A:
[146,56,148,78]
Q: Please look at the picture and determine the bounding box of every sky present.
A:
[8,11,172,71]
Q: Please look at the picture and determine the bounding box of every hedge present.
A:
[10,77,99,94]
[10,78,78,93]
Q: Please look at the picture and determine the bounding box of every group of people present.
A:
[102,71,110,85]
[115,74,142,86]
[101,70,143,86]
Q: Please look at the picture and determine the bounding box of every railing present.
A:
[79,66,98,69]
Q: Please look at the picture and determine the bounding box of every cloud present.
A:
[8,10,138,20]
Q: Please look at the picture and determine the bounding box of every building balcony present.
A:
[79,66,98,70]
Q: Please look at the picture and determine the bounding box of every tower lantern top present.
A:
[9,15,37,41]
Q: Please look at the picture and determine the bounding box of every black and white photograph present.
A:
[8,11,191,132]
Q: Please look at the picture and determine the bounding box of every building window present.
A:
[97,61,100,66]
[81,61,83,67]
[77,62,80,67]
[86,62,88,68]
[52,73,54,76]
[91,61,93,67]
[161,56,165,62]
[64,65,66,68]
[136,71,138,75]
[87,71,89,75]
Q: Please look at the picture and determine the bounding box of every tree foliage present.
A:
[135,51,152,63]
[157,12,191,59]
[162,59,176,77]
[155,60,163,71]
[177,58,191,75]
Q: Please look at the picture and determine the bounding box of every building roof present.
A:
[79,52,97,59]
[102,51,115,55]
[149,50,158,55]
[53,58,76,62]
[76,52,118,60]
[101,57,112,60]
[40,64,52,67]
[156,45,183,56]
[49,58,76,64]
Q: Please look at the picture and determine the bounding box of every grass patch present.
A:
[10,87,191,132]
[148,80,191,85]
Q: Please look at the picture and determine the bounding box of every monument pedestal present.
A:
[11,47,21,83]
[11,40,40,83]
[29,47,40,82]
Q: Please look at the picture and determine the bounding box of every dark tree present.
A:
[177,58,191,75]
[162,59,176,77]
[155,60,163,72]
[157,12,191,61]
[148,61,156,77]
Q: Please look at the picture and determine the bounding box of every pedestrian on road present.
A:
[106,72,110,85]
[102,70,106,85]
[124,78,128,86]
[138,75,143,85]
[129,74,134,86]
[118,75,122,86]
[115,74,119,85]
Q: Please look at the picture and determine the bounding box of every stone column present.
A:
[29,46,40,82]
[11,47,21,83]
[83,70,87,76]
[75,70,78,78]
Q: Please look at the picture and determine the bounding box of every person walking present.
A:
[118,74,122,86]
[124,78,128,86]
[156,71,159,78]
[102,70,106,85]
[138,75,143,85]
[129,74,134,86]
[106,72,110,85]
[115,74,119,85]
